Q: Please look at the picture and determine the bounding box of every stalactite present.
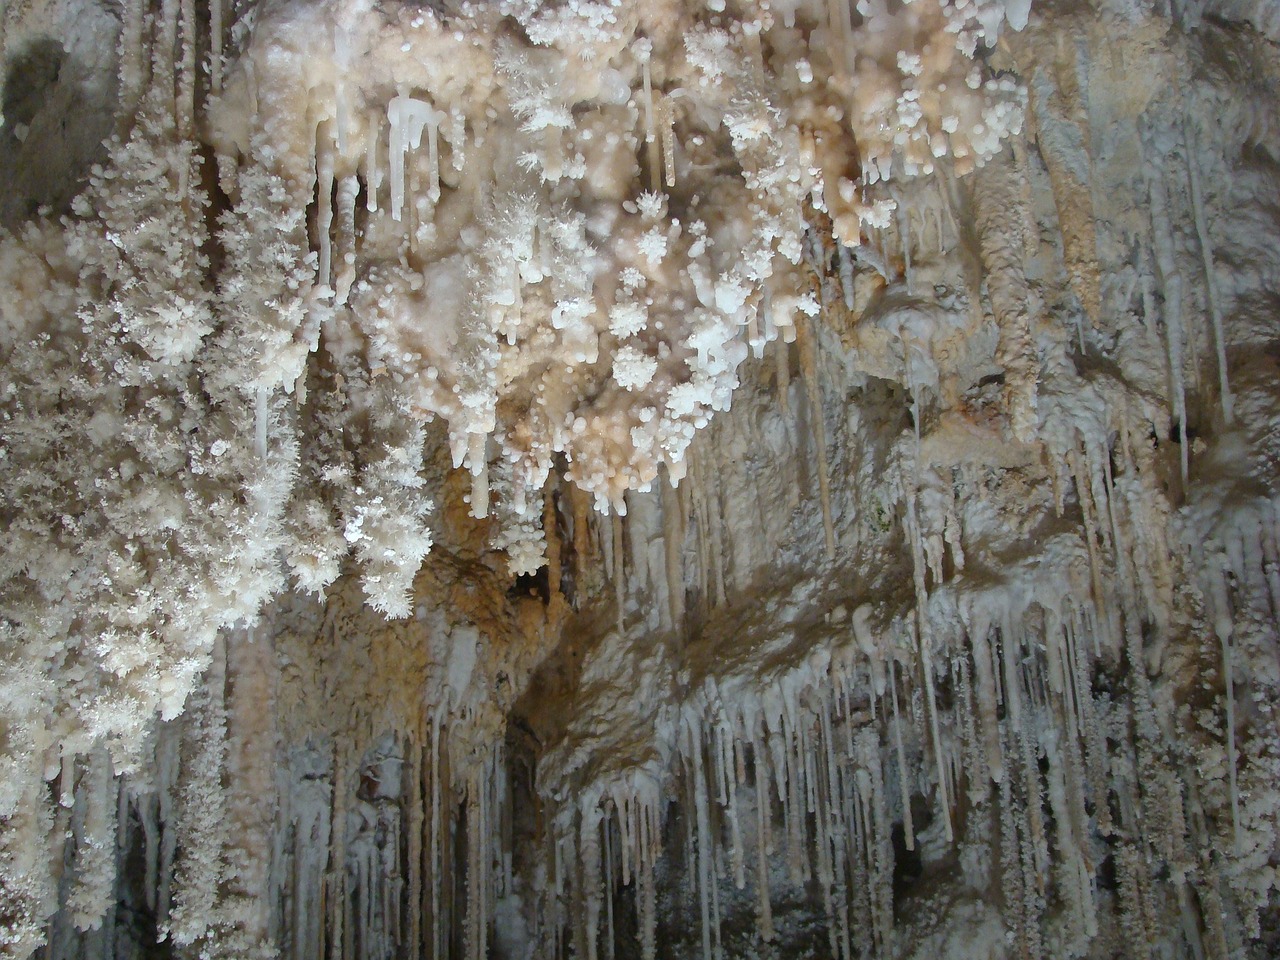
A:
[904,481,953,842]
[889,657,916,852]
[66,749,117,934]
[1182,118,1233,425]
[1208,564,1243,851]
[117,0,147,116]
[662,478,685,629]
[1030,67,1102,326]
[316,126,335,292]
[972,153,1039,441]
[798,316,837,560]
[176,0,196,138]
[220,625,278,954]
[167,637,229,948]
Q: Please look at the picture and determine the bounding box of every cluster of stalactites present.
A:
[207,0,1028,575]
[526,584,1167,960]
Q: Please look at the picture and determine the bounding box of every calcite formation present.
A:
[2,0,1280,957]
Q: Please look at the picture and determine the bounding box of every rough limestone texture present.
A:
[2,0,1280,958]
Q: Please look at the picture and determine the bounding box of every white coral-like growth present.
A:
[613,345,658,391]
[196,0,1027,530]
